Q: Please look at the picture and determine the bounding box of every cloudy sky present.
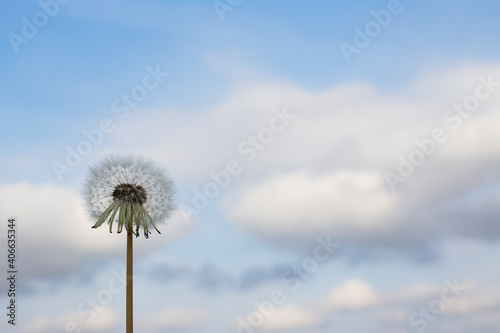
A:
[1,0,500,332]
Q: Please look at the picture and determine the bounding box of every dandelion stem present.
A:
[127,226,133,333]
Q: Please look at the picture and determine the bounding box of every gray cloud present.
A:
[148,262,301,292]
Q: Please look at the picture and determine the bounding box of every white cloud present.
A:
[442,284,500,315]
[261,304,322,331]
[227,170,396,237]
[101,63,500,252]
[278,278,500,332]
[137,307,210,331]
[328,278,378,310]
[23,307,120,333]
[381,281,500,333]
[0,182,189,286]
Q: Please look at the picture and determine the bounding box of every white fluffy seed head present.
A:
[82,154,176,237]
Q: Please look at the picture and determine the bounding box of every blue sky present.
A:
[1,1,500,332]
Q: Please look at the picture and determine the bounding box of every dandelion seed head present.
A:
[82,154,176,238]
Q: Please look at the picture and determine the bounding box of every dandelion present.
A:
[82,154,176,333]
[83,154,176,238]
